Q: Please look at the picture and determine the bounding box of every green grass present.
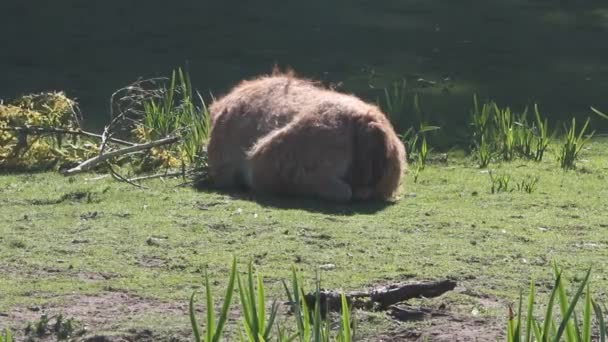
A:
[1,138,608,339]
[506,264,607,342]
[559,117,594,170]
[469,95,553,167]
[0,328,11,342]
[140,67,211,164]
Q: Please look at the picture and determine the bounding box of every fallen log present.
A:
[303,279,457,313]
[370,279,457,308]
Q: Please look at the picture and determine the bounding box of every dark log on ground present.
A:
[370,279,457,308]
[303,279,457,313]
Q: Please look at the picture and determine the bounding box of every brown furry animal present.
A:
[207,73,406,202]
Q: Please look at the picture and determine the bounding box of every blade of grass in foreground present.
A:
[190,258,237,342]
[554,268,592,342]
[525,279,535,342]
[591,106,608,120]
[205,269,215,342]
[248,264,260,338]
[282,272,305,342]
[542,272,561,338]
[340,293,352,342]
[592,300,606,342]
[189,292,202,342]
[517,293,523,342]
[553,263,576,342]
[212,258,237,342]
[0,328,12,342]
[583,285,592,342]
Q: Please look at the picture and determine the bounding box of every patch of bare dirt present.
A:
[375,314,504,341]
[0,291,189,341]
[0,262,119,282]
[374,294,505,341]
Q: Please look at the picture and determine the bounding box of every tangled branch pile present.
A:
[0,68,211,182]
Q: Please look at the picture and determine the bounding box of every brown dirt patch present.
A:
[0,291,189,341]
[375,314,504,341]
[373,294,506,341]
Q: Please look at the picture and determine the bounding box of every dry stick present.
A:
[99,115,124,154]
[62,136,180,175]
[106,163,149,189]
[102,91,133,154]
[102,77,169,154]
[0,126,135,146]
[128,171,184,183]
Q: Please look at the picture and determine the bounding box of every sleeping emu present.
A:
[207,72,406,202]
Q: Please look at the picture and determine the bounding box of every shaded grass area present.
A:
[1,0,608,134]
[0,139,607,339]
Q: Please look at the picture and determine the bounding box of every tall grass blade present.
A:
[532,321,542,342]
[283,267,306,342]
[516,293,523,342]
[313,278,322,342]
[577,117,591,143]
[543,272,561,338]
[341,293,352,342]
[189,292,202,342]
[248,263,260,339]
[525,279,535,342]
[572,312,583,342]
[583,285,592,342]
[263,300,279,339]
[419,125,441,133]
[553,263,576,342]
[301,286,311,342]
[592,300,606,342]
[591,106,608,120]
[212,257,237,342]
[205,270,215,341]
[0,328,12,342]
[507,305,514,342]
[237,275,254,338]
[533,104,550,161]
[554,268,592,342]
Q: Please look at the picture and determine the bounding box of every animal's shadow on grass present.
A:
[193,178,394,215]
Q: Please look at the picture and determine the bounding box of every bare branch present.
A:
[62,136,180,175]
[106,163,149,189]
[127,171,183,183]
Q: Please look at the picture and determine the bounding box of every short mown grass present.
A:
[1,136,607,339]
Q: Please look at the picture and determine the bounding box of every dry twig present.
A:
[127,171,183,183]
[62,136,180,175]
[106,163,149,189]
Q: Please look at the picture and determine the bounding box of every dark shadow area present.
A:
[193,178,394,215]
[2,0,608,138]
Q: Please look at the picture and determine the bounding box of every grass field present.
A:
[1,138,607,340]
